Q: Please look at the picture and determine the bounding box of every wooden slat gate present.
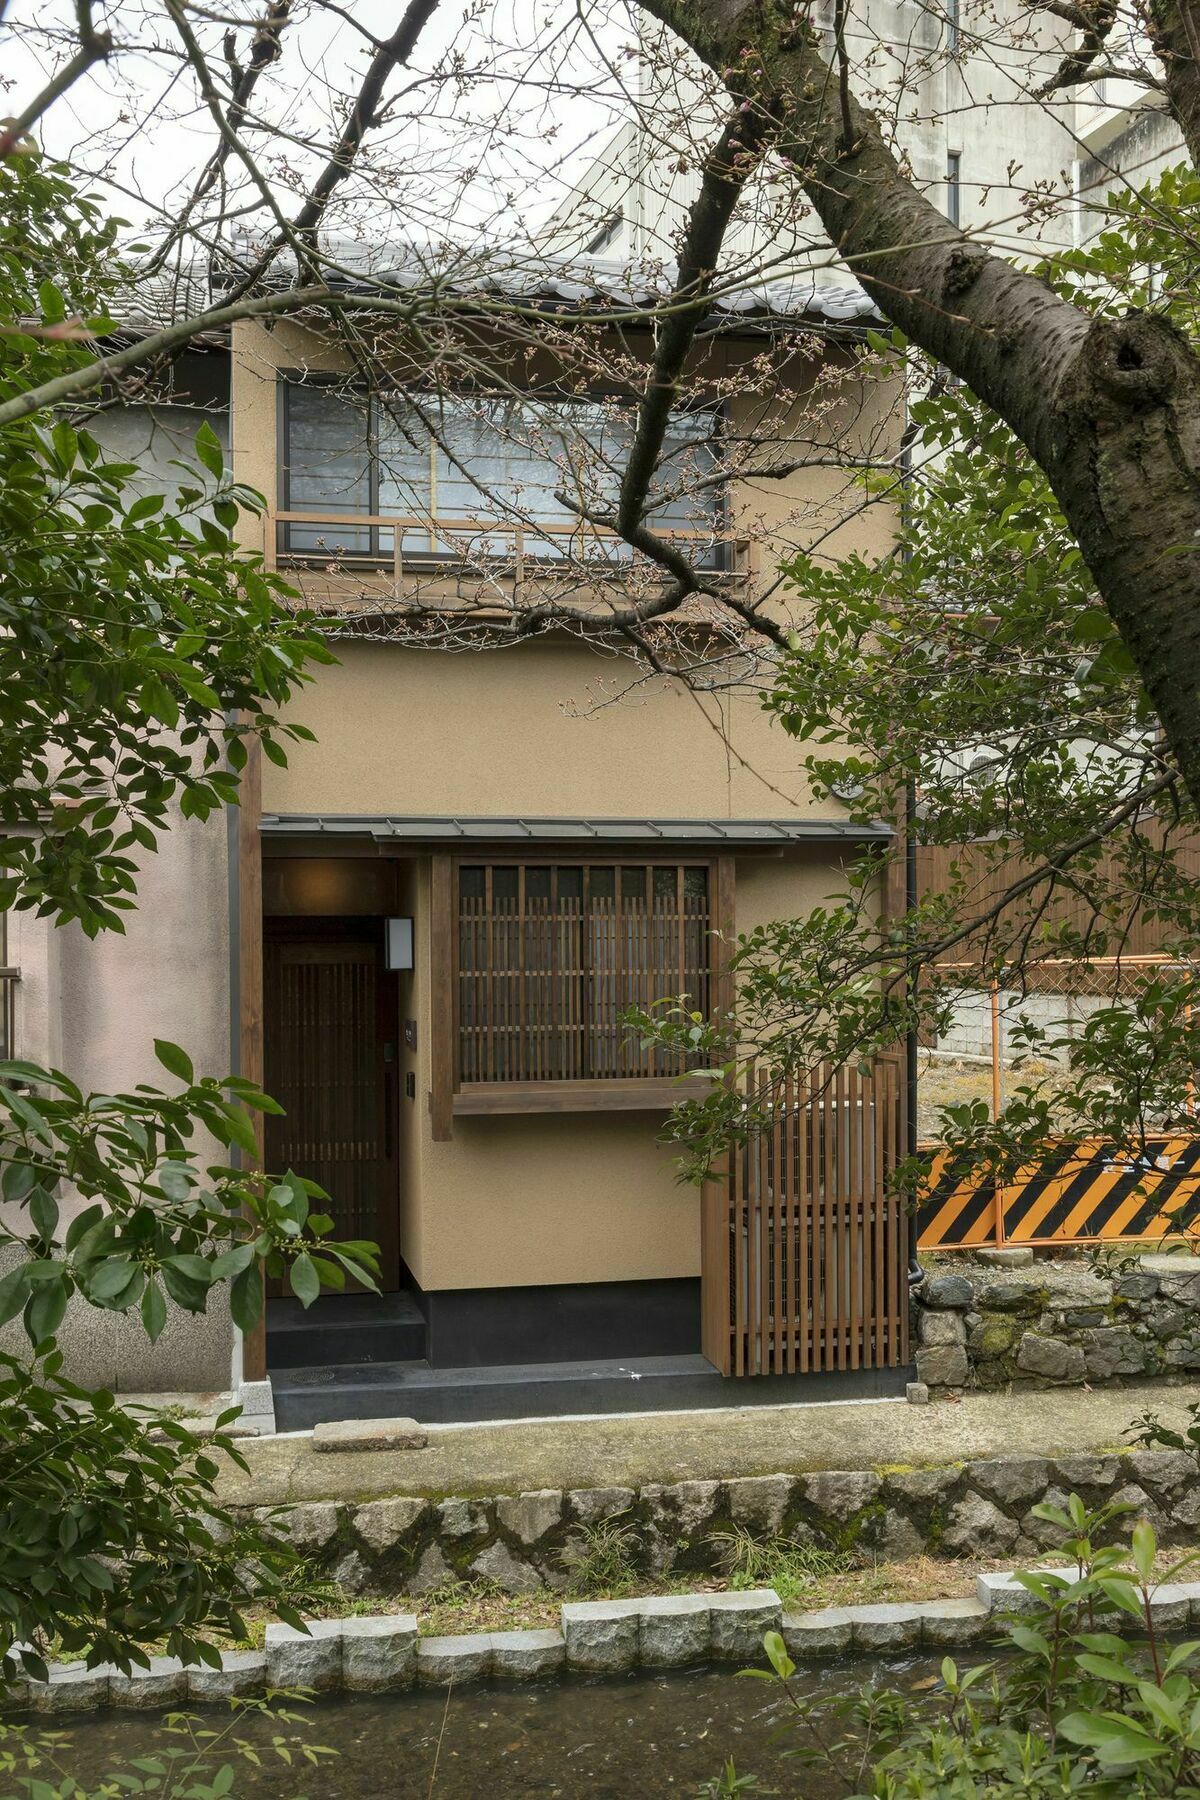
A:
[702,1058,909,1377]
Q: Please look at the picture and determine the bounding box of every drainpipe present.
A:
[899,420,926,1292]
[225,722,244,1397]
[906,775,925,1288]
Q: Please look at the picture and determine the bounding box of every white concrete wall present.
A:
[542,2,1079,272]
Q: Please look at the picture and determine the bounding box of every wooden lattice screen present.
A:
[702,1058,909,1376]
[456,861,712,1085]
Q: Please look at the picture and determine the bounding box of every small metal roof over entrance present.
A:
[260,814,892,847]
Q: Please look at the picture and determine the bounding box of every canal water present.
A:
[14,1653,941,1797]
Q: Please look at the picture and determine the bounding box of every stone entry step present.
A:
[271,1354,911,1430]
[266,1291,427,1369]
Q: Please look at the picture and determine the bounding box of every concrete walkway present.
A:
[214,1379,1200,1506]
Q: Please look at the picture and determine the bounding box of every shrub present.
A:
[713,1497,1200,1796]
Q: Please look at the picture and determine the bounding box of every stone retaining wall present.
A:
[242,1445,1200,1597]
[15,1570,1200,1714]
[913,1255,1200,1391]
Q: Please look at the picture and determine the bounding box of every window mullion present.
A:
[369,395,381,560]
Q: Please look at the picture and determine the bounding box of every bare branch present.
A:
[1,0,110,154]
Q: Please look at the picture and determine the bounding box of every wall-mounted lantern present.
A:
[385,917,414,971]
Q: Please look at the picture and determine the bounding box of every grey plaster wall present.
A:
[1,399,237,1393]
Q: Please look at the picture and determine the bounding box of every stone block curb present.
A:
[108,1656,188,1711]
[709,1589,784,1659]
[16,1570,1200,1712]
[187,1650,267,1702]
[782,1606,855,1658]
[491,1628,566,1679]
[264,1619,343,1693]
[341,1613,418,1691]
[917,1598,991,1646]
[27,1663,115,1714]
[312,1417,427,1454]
[849,1602,924,1651]
[561,1598,641,1672]
[417,1633,494,1686]
[638,1593,711,1668]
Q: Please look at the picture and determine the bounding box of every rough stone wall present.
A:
[913,1257,1200,1392]
[250,1447,1200,1598]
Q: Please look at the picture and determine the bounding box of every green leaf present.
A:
[2,1159,37,1203]
[29,1186,59,1242]
[221,1106,260,1157]
[154,1039,195,1084]
[289,1252,320,1307]
[0,1263,32,1328]
[141,1278,167,1343]
[1137,1679,1183,1734]
[160,1260,209,1312]
[194,422,224,479]
[230,1264,263,1332]
[210,1242,256,1280]
[25,1277,68,1344]
[158,1160,195,1201]
[1058,1711,1166,1765]
[1075,1653,1139,1685]
[762,1629,795,1680]
[88,1259,139,1301]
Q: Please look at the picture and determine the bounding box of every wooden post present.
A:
[237,736,267,1382]
[991,978,1006,1246]
[430,854,454,1141]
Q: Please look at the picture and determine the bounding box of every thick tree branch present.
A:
[1035,0,1118,95]
[617,98,775,541]
[288,0,441,255]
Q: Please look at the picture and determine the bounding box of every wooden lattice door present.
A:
[264,930,399,1291]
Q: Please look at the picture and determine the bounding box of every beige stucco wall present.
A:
[0,399,242,1393]
[264,636,828,820]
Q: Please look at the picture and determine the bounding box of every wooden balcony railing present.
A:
[266,508,757,598]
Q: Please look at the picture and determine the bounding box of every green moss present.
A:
[974,1313,1020,1358]
[817,1500,888,1554]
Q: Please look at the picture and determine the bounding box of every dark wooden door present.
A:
[264,931,400,1291]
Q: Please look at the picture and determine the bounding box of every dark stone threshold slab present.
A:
[272,1354,912,1430]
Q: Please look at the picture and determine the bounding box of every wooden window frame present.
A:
[274,376,731,573]
[429,851,733,1136]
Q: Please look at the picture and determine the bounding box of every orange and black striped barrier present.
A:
[918,1136,1200,1249]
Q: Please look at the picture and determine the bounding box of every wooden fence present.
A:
[917,837,1200,961]
[702,1058,909,1377]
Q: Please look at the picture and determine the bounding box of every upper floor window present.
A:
[279,382,724,568]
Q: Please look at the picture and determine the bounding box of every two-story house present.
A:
[220,256,914,1427]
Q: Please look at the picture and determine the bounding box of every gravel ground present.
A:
[918,1050,1067,1141]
